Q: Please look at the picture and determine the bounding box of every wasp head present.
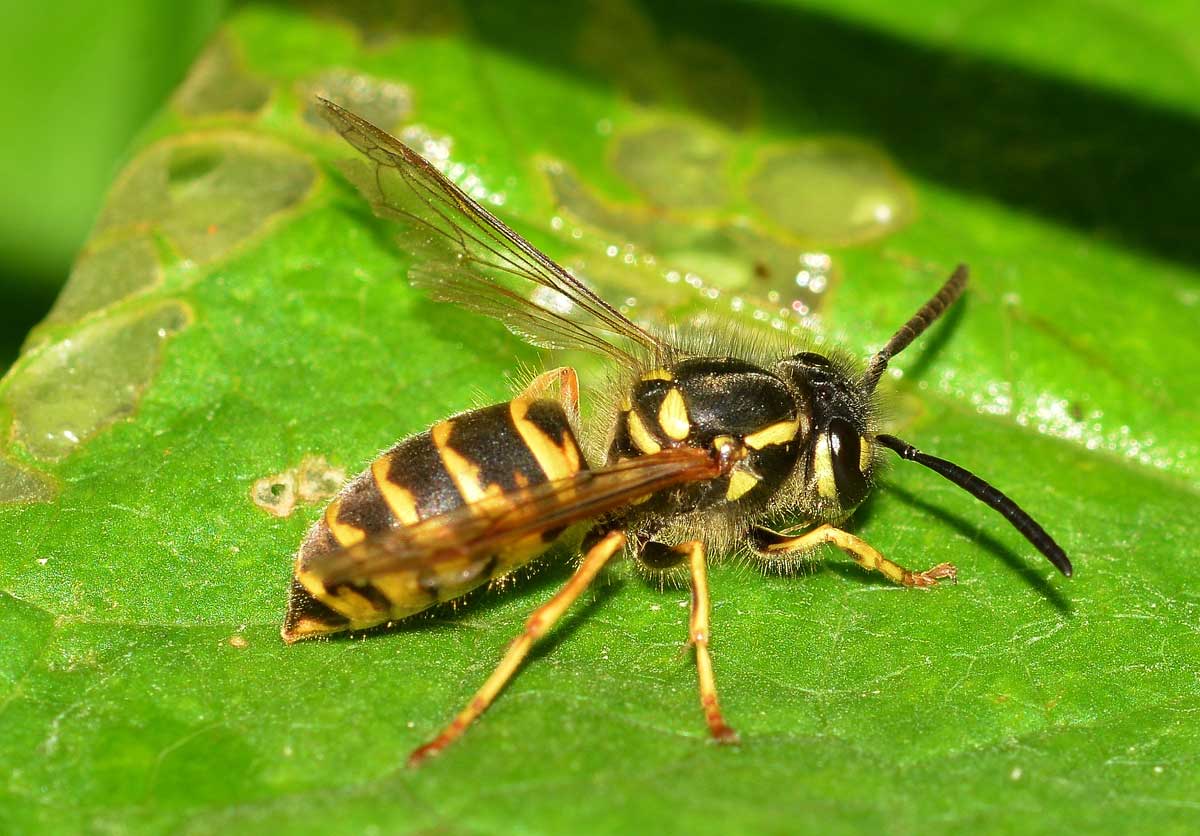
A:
[774,351,875,515]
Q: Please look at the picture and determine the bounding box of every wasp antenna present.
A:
[875,433,1073,577]
[862,265,969,392]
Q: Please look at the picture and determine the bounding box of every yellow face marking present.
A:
[641,368,674,381]
[324,498,366,547]
[725,468,760,501]
[619,395,633,412]
[657,388,691,441]
[813,434,838,499]
[859,436,872,475]
[626,409,662,454]
[371,456,421,525]
[510,399,581,481]
[744,417,800,450]
[433,419,503,503]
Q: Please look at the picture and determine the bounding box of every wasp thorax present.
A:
[609,357,807,515]
[775,351,874,512]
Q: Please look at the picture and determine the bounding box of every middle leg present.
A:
[642,540,739,743]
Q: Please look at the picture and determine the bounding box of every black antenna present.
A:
[875,434,1073,577]
[862,265,969,392]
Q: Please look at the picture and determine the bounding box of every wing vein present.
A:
[319,98,667,362]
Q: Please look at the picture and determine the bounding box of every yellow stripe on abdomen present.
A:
[510,398,583,481]
[371,455,421,525]
[432,419,504,504]
[324,498,366,547]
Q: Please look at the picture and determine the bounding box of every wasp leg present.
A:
[750,524,957,588]
[683,541,740,743]
[518,366,580,420]
[640,541,739,744]
[408,529,626,767]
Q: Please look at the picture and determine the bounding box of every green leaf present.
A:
[0,0,227,369]
[3,3,1199,834]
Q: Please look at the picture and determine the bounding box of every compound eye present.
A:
[827,417,870,507]
[792,352,832,367]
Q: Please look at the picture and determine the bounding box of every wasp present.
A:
[283,99,1073,766]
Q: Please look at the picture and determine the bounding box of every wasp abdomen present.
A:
[282,398,587,642]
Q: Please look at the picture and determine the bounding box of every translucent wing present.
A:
[318,97,665,364]
[308,447,722,588]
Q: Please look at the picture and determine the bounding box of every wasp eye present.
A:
[827,417,870,506]
[792,352,832,367]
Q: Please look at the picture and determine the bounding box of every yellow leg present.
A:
[518,366,580,422]
[754,524,957,588]
[679,540,739,744]
[408,530,626,767]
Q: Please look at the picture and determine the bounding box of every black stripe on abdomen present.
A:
[444,402,552,493]
[384,432,465,519]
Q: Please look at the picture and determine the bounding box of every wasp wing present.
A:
[308,447,721,588]
[317,98,665,364]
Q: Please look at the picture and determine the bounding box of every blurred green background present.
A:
[0,1,228,370]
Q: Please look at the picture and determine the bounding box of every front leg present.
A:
[750,524,957,588]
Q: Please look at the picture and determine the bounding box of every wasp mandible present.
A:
[282,99,1072,766]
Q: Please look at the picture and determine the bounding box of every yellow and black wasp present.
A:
[283,99,1073,766]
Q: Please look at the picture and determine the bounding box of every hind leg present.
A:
[409,530,626,766]
[518,366,580,421]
